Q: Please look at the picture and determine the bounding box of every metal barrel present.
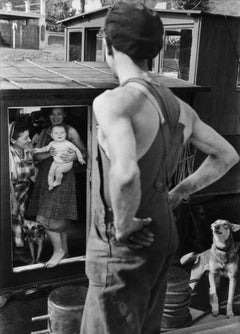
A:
[47,285,87,334]
[161,266,192,332]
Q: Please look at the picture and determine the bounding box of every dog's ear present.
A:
[23,219,29,226]
[38,225,45,231]
[230,223,240,233]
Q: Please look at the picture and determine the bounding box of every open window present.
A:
[69,30,83,61]
[161,29,193,81]
[85,28,104,62]
[8,105,88,273]
[68,28,104,62]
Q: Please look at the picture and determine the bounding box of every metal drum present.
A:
[161,266,192,332]
[32,285,88,334]
[48,285,87,334]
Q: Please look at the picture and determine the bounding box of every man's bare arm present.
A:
[94,93,152,242]
[169,106,239,208]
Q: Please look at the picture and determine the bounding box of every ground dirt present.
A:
[0,44,65,62]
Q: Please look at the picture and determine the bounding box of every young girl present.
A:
[34,124,85,190]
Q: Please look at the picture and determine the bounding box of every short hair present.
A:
[104,2,163,59]
[10,120,29,140]
[51,124,67,133]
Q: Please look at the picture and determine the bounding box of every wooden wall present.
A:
[0,21,39,49]
[194,14,240,195]
[195,14,240,135]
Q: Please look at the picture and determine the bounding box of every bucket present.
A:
[161,266,192,332]
[48,285,87,334]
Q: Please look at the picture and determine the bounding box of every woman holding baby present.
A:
[28,107,86,268]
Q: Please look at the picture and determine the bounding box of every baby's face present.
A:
[51,126,67,141]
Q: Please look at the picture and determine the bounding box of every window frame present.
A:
[153,21,200,84]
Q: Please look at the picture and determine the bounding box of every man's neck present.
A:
[114,54,151,84]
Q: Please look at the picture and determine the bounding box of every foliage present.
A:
[46,0,76,32]
[0,0,25,10]
[171,0,210,11]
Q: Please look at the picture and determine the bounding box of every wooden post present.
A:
[12,22,17,49]
[25,0,30,13]
[39,0,46,49]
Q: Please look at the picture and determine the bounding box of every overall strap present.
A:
[97,145,109,210]
[121,77,180,136]
[122,77,181,189]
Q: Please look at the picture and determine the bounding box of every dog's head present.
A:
[22,219,44,239]
[211,219,240,243]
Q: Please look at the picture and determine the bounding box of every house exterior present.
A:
[0,0,46,49]
[59,7,240,196]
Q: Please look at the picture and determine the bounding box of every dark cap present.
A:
[104,1,164,59]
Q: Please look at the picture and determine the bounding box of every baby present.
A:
[34,124,85,190]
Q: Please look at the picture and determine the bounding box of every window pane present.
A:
[162,29,192,81]
[69,32,82,61]
[96,31,104,62]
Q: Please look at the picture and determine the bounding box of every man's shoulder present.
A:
[94,86,142,115]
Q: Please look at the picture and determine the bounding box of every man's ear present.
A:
[10,138,16,145]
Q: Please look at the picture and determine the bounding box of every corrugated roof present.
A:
[58,5,239,26]
[0,9,40,20]
[58,6,110,24]
[0,60,208,92]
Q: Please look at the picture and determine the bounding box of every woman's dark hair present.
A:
[42,107,67,123]
[11,120,29,140]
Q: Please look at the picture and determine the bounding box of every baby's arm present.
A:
[34,142,53,154]
[68,142,86,164]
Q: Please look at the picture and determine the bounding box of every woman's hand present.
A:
[60,148,77,163]
[50,147,57,157]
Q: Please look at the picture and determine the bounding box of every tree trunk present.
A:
[80,0,85,13]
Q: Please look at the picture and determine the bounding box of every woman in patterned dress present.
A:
[28,107,86,268]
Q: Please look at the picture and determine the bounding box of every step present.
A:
[166,316,240,334]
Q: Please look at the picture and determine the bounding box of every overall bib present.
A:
[81,78,185,334]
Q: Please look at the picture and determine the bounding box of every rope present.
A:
[174,141,197,188]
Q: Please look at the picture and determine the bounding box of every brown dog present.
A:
[181,219,240,318]
[22,219,45,264]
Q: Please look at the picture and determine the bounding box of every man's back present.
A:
[96,79,182,162]
[81,3,239,334]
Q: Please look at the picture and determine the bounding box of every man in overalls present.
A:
[80,2,239,334]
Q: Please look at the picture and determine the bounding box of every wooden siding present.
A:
[0,21,39,49]
[195,15,240,135]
